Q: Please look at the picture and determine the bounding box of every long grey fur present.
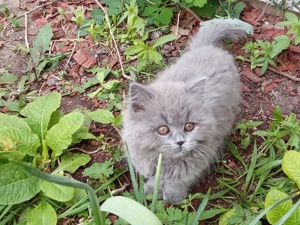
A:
[122,23,246,203]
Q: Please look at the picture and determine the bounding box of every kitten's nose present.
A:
[177,141,185,147]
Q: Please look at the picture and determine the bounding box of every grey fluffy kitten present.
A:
[122,23,246,203]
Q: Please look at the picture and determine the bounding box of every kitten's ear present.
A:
[129,83,154,112]
[186,78,206,95]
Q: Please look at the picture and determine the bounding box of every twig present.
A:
[255,0,269,22]
[243,58,300,81]
[94,0,134,81]
[16,0,59,19]
[180,5,202,22]
[67,147,104,154]
[111,183,129,195]
[175,11,181,39]
[24,13,29,49]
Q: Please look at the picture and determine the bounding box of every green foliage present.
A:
[124,34,176,71]
[85,67,123,111]
[216,0,246,18]
[141,0,173,26]
[235,120,263,148]
[277,12,300,45]
[220,205,262,225]
[9,18,21,27]
[242,36,290,75]
[0,93,95,224]
[30,23,53,64]
[0,4,9,17]
[184,0,207,7]
[83,160,114,180]
[26,200,57,225]
[253,107,300,150]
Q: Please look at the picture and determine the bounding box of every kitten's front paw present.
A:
[163,191,186,204]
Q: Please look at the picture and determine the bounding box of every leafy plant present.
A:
[141,0,173,26]
[235,120,263,148]
[242,35,290,75]
[216,0,246,18]
[277,11,300,45]
[263,150,300,224]
[0,92,95,224]
[124,34,176,71]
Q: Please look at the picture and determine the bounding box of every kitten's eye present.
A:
[157,125,169,135]
[184,122,194,131]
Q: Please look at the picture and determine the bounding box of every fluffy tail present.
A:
[189,23,247,49]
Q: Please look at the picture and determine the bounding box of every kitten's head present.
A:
[122,81,217,159]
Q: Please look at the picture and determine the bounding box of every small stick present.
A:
[16,0,59,19]
[24,13,29,49]
[111,183,129,195]
[255,0,269,22]
[67,147,104,154]
[243,58,300,81]
[94,0,134,81]
[175,11,181,39]
[180,5,202,22]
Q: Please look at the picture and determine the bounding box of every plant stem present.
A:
[151,153,163,213]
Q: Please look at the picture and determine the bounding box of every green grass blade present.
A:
[245,141,258,194]
[125,143,143,204]
[191,188,210,225]
[226,139,247,168]
[151,153,163,213]
[274,198,300,225]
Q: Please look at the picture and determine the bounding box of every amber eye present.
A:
[184,122,194,131]
[157,125,169,135]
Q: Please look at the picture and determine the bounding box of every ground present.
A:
[1,0,300,224]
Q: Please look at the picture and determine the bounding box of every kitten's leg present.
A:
[162,180,189,203]
[144,176,163,199]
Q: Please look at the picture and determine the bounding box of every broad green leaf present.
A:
[54,153,91,173]
[153,34,176,48]
[192,0,207,7]
[219,208,236,225]
[295,35,300,45]
[20,92,61,141]
[27,200,57,225]
[102,80,120,89]
[91,7,104,25]
[271,37,290,58]
[87,109,115,124]
[265,189,296,225]
[0,72,18,84]
[0,162,40,205]
[0,127,39,156]
[101,196,162,225]
[0,113,31,131]
[30,23,54,63]
[40,178,74,202]
[65,188,88,206]
[282,150,300,188]
[253,130,270,136]
[284,12,299,23]
[124,45,145,56]
[83,161,114,179]
[46,112,84,157]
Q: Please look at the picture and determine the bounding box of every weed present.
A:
[241,35,290,75]
[277,11,300,45]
